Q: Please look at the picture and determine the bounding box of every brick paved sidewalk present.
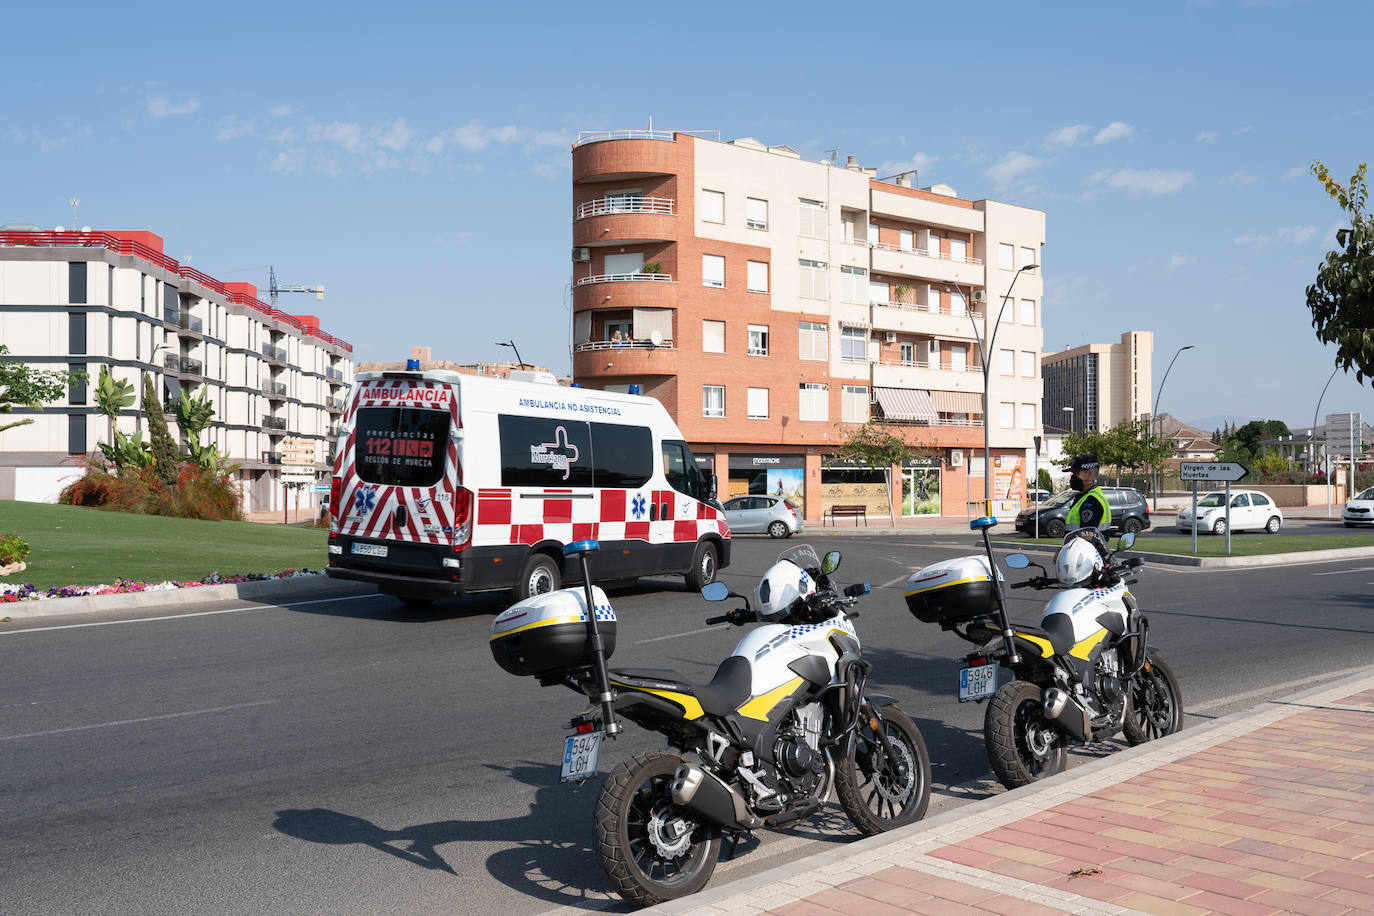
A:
[652,672,1374,916]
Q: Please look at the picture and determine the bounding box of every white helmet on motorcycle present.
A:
[1054,535,1104,587]
[753,558,816,621]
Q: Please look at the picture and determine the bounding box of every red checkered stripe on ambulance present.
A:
[473,486,726,547]
[334,378,462,546]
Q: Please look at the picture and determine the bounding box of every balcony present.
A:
[577,197,674,218]
[326,366,345,383]
[262,451,282,465]
[573,274,678,312]
[163,354,203,377]
[326,398,345,412]
[177,312,203,336]
[871,360,982,394]
[262,416,287,433]
[572,132,683,183]
[261,380,288,399]
[870,244,983,287]
[871,300,984,340]
[574,198,677,247]
[261,344,287,364]
[162,307,179,325]
[574,338,679,379]
[870,187,986,234]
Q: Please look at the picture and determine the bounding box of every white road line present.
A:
[0,593,379,636]
[635,626,717,644]
[1187,666,1370,714]
[0,700,277,742]
[1311,566,1374,576]
[878,573,912,588]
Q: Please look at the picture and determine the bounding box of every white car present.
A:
[1342,486,1374,527]
[1176,489,1282,535]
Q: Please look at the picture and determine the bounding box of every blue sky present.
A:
[4,0,1369,430]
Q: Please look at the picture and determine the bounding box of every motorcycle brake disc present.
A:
[647,809,695,859]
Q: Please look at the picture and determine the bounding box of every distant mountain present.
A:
[1184,414,1253,435]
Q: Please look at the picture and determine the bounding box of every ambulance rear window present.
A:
[355,407,449,487]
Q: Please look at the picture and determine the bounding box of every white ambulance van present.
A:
[325,368,730,604]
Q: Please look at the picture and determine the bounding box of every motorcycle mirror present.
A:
[821,551,842,575]
[701,582,730,602]
[1004,553,1031,569]
[1119,532,1136,549]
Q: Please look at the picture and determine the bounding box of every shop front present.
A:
[901,457,942,516]
[820,460,891,519]
[727,454,806,514]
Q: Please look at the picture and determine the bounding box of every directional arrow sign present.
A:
[1180,461,1249,482]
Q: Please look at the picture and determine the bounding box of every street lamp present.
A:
[1312,365,1340,515]
[954,263,1038,516]
[1062,406,1074,435]
[496,340,528,370]
[1151,344,1195,510]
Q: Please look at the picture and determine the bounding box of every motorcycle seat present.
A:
[610,655,754,718]
[979,621,1072,658]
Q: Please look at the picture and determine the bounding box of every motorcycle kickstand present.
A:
[725,830,750,860]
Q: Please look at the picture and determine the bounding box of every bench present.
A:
[824,504,868,527]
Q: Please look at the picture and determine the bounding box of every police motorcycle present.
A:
[904,517,1183,789]
[490,540,931,907]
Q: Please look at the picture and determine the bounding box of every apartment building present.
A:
[570,130,1045,519]
[359,346,558,380]
[1042,331,1153,434]
[0,229,353,510]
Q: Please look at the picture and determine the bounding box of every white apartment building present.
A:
[0,229,353,510]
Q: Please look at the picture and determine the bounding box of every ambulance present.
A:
[325,367,730,604]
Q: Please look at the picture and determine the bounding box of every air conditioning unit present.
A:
[884,331,898,343]
[571,247,591,262]
[950,449,964,467]
[971,289,987,303]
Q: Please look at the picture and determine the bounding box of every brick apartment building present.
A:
[570,131,1045,520]
[0,229,353,511]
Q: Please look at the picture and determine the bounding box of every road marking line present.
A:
[0,594,378,635]
[878,573,911,588]
[636,626,717,644]
[1187,666,1370,714]
[1311,566,1374,576]
[0,700,277,742]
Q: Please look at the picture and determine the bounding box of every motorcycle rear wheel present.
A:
[985,680,1067,789]
[834,704,931,834]
[1123,652,1184,745]
[594,751,722,906]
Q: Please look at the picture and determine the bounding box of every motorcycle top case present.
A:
[489,587,617,677]
[904,555,1000,624]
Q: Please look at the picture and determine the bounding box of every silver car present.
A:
[722,495,802,538]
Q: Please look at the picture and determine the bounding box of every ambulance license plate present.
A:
[562,731,602,782]
[959,664,997,702]
[351,543,387,557]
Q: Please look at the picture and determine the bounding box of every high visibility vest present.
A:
[1066,486,1111,530]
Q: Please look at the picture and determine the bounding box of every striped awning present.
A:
[873,387,938,423]
[930,390,983,414]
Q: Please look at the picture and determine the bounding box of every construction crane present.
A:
[268,266,324,309]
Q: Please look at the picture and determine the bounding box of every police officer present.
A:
[1065,454,1111,531]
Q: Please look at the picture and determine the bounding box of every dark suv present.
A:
[1014,487,1151,538]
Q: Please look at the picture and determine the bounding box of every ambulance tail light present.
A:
[451,487,473,552]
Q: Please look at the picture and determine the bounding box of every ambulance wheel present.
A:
[514,553,561,602]
[685,541,718,592]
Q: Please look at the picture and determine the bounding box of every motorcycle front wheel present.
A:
[593,751,722,907]
[834,704,931,834]
[985,680,1067,789]
[1123,652,1184,745]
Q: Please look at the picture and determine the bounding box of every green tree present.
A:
[142,374,179,486]
[1306,161,1374,380]
[828,421,921,525]
[93,365,148,469]
[1037,467,1054,494]
[1232,419,1292,456]
[0,345,83,436]
[174,388,227,469]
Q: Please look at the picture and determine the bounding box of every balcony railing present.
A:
[876,417,985,428]
[262,416,287,431]
[162,308,179,324]
[326,366,344,382]
[164,354,203,375]
[178,313,203,333]
[574,338,675,352]
[871,299,985,320]
[326,398,345,411]
[871,241,983,265]
[576,272,674,286]
[875,357,982,373]
[261,380,287,397]
[574,129,676,146]
[261,345,287,362]
[262,451,282,465]
[576,197,675,219]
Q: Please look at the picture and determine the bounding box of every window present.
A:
[605,320,630,342]
[798,320,828,361]
[799,383,828,421]
[746,197,768,230]
[1020,350,1036,377]
[841,326,868,363]
[703,320,725,353]
[1253,493,1271,506]
[1021,403,1036,430]
[1020,299,1035,326]
[949,238,967,262]
[747,260,769,293]
[900,341,915,366]
[950,289,967,316]
[747,387,769,419]
[702,254,725,288]
[970,456,986,477]
[900,228,914,251]
[703,385,725,418]
[661,439,705,499]
[999,348,1014,376]
[748,324,769,356]
[702,189,724,224]
[798,198,827,239]
[868,223,878,245]
[1020,246,1036,269]
[605,189,643,211]
[842,385,869,423]
[870,280,889,305]
[591,423,653,488]
[999,243,1014,270]
[798,259,827,299]
[363,406,456,487]
[68,262,87,304]
[999,403,1015,429]
[839,265,866,303]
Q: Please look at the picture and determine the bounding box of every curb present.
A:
[995,539,1374,568]
[0,575,377,620]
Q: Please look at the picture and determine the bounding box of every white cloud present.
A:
[1088,167,1193,194]
[1236,124,1254,134]
[147,96,200,117]
[1234,225,1320,249]
[427,120,570,154]
[1195,130,1218,143]
[1234,232,1269,249]
[269,104,295,117]
[376,118,415,152]
[271,147,306,176]
[1222,170,1258,186]
[985,151,1042,188]
[217,120,255,141]
[876,152,938,179]
[1045,124,1090,148]
[310,121,365,150]
[1093,121,1134,144]
[1283,165,1309,180]
[1165,253,1197,271]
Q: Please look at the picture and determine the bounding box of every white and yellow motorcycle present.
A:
[491,541,931,906]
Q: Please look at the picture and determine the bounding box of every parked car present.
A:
[721,495,802,538]
[1014,486,1151,538]
[1025,487,1052,503]
[1343,486,1374,527]
[1176,489,1282,535]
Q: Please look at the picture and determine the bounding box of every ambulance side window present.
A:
[590,423,652,489]
[660,440,701,499]
[498,415,594,487]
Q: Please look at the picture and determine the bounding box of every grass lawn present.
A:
[1005,531,1374,558]
[0,500,327,590]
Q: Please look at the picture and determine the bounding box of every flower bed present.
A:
[0,568,321,603]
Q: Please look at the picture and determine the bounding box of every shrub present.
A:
[58,460,243,521]
[0,533,29,566]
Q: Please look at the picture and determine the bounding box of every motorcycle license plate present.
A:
[351,543,387,557]
[561,731,602,782]
[959,664,997,702]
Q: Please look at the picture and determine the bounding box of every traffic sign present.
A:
[1180,461,1248,482]
[280,436,315,466]
[313,482,330,494]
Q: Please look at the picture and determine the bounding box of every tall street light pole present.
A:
[496,340,528,370]
[1152,344,1195,511]
[953,263,1038,516]
[1312,365,1340,514]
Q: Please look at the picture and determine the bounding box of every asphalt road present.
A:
[2,532,1372,915]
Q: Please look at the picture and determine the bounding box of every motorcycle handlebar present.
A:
[705,614,730,625]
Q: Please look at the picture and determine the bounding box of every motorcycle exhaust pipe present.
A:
[671,764,764,830]
[1042,687,1090,742]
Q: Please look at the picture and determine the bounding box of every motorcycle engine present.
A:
[773,703,828,797]
[1092,652,1126,718]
